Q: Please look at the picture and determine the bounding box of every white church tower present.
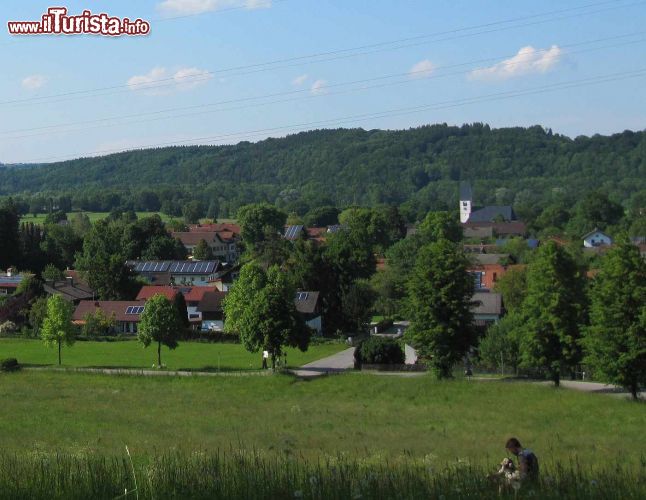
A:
[459,182,472,223]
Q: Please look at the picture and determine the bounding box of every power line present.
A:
[20,68,646,164]
[2,32,643,140]
[1,0,642,107]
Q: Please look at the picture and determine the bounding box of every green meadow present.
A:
[19,212,237,225]
[0,370,643,468]
[0,338,345,371]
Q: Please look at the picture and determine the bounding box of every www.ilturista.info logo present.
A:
[7,7,151,36]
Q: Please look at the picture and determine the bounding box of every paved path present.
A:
[290,347,355,378]
[536,379,644,399]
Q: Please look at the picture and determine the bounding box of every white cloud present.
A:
[127,67,213,94]
[173,67,213,89]
[292,74,309,86]
[21,74,47,90]
[409,60,435,79]
[159,0,271,15]
[310,79,327,95]
[470,45,562,81]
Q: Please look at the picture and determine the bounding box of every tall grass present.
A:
[0,450,644,499]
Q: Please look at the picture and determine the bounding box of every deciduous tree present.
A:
[583,239,645,399]
[519,241,586,386]
[137,294,182,367]
[407,239,475,378]
[41,294,75,365]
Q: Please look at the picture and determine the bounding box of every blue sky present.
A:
[1,0,645,163]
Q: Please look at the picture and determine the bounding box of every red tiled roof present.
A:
[73,301,145,322]
[171,232,218,246]
[136,285,215,302]
[182,286,212,303]
[188,223,240,235]
[136,286,178,301]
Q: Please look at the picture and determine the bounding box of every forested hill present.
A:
[1,124,644,218]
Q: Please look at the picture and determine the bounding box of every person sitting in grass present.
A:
[505,437,539,481]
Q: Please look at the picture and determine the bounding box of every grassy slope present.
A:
[0,339,346,371]
[0,371,643,468]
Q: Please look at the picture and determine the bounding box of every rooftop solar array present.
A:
[131,261,171,273]
[284,225,304,240]
[125,306,145,315]
[169,261,216,274]
[128,261,218,275]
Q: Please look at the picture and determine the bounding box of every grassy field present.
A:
[20,211,175,225]
[0,339,346,371]
[19,212,238,225]
[0,370,643,469]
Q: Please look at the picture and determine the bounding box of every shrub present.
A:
[0,321,17,335]
[355,336,405,366]
[0,358,20,372]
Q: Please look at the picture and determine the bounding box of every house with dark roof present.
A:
[72,300,146,334]
[43,275,95,304]
[197,290,228,331]
[471,291,503,328]
[294,291,322,334]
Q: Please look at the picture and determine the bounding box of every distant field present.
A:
[0,370,643,469]
[20,211,174,225]
[0,338,345,371]
[19,212,237,225]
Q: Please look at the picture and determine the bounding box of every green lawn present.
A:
[20,212,237,225]
[0,371,643,469]
[20,211,175,225]
[0,339,346,371]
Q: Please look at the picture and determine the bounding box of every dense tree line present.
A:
[1,124,644,222]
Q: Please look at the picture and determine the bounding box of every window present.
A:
[462,202,468,207]
[471,272,484,289]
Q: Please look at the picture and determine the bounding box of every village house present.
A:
[468,253,510,290]
[471,291,503,329]
[72,300,146,334]
[136,285,215,328]
[294,291,322,334]
[43,273,95,304]
[126,260,222,285]
[171,230,239,263]
[197,290,227,331]
[0,268,28,296]
[582,228,613,248]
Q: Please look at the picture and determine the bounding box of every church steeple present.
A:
[459,182,472,223]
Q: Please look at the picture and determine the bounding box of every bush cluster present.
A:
[355,336,405,366]
[0,358,20,372]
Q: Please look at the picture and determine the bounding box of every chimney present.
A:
[66,276,74,287]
